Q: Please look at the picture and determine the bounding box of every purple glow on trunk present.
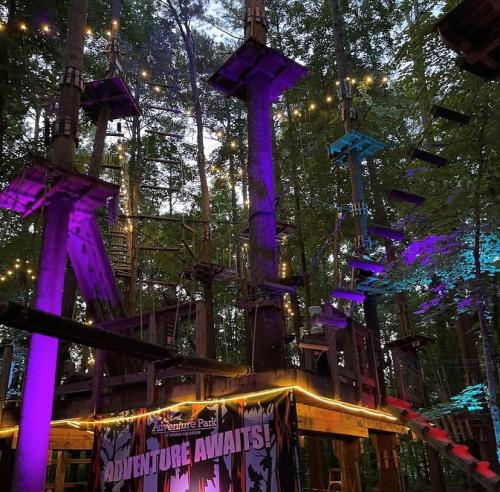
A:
[331,288,366,303]
[348,258,384,273]
[247,76,278,283]
[368,224,405,242]
[13,196,72,491]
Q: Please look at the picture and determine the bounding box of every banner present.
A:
[90,390,300,491]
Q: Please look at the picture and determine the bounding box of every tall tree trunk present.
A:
[328,0,385,400]
[166,1,215,358]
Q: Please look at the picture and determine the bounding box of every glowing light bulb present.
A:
[106,30,112,37]
[216,131,223,138]
[7,271,13,276]
[382,75,389,83]
[309,103,316,111]
[117,144,123,151]
[16,258,20,262]
[14,264,20,269]
[0,277,5,282]
[293,109,300,116]
[141,70,148,78]
[19,23,28,31]
[86,27,93,36]
[41,24,50,33]
[112,19,119,27]
[365,76,373,83]
[335,81,340,86]
[351,78,356,84]
[230,141,237,149]
[27,269,33,274]
[154,85,161,93]
[31,275,36,280]
[326,95,333,103]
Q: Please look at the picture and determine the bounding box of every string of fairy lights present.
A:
[0,259,36,284]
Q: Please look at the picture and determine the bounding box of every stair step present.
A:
[368,224,405,242]
[426,427,451,443]
[430,105,471,125]
[331,288,365,303]
[476,461,497,480]
[409,147,448,167]
[388,189,426,206]
[258,281,297,295]
[348,257,384,274]
[451,444,474,463]
[312,315,347,329]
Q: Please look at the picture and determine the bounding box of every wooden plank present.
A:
[297,403,406,437]
[11,428,93,450]
[297,403,369,437]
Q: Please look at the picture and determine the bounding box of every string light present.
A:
[335,81,340,86]
[309,103,316,111]
[230,141,237,149]
[365,76,373,83]
[41,24,51,33]
[19,23,28,31]
[112,19,119,28]
[382,75,389,83]
[326,95,333,103]
[85,27,93,36]
[105,30,112,37]
[0,385,399,437]
[216,131,223,139]
[141,70,148,78]
[153,85,161,93]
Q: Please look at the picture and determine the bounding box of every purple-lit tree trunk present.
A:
[13,0,88,489]
[247,75,285,370]
[13,198,72,490]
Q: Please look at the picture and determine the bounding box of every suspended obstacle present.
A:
[409,147,448,167]
[328,130,384,164]
[331,287,366,303]
[347,257,384,274]
[436,0,500,81]
[368,224,405,242]
[388,189,425,206]
[430,105,471,125]
[145,129,183,140]
[81,77,141,123]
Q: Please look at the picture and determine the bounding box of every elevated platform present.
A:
[240,221,297,242]
[184,262,240,282]
[436,0,500,81]
[0,369,405,439]
[81,77,141,123]
[328,130,384,165]
[0,157,118,219]
[208,38,307,102]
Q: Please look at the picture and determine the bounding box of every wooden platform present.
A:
[1,368,405,438]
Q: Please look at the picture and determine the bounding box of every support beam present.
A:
[333,437,362,492]
[0,300,250,377]
[371,432,402,492]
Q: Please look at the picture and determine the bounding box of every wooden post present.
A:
[333,437,362,492]
[326,327,340,399]
[309,436,327,491]
[371,432,402,492]
[195,301,207,400]
[146,312,158,406]
[0,344,13,423]
[54,450,66,492]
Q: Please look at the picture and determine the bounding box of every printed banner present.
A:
[91,390,300,491]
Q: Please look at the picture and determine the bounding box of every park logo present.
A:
[151,415,217,436]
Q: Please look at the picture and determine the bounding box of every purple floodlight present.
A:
[402,234,450,265]
[368,224,405,242]
[331,288,366,303]
[348,257,384,274]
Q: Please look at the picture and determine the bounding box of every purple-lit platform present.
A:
[347,257,384,274]
[328,130,384,165]
[207,39,307,101]
[240,221,297,242]
[368,224,405,242]
[0,157,119,219]
[409,147,448,167]
[82,77,141,123]
[385,334,433,351]
[388,189,426,206]
[331,288,366,303]
[436,0,500,81]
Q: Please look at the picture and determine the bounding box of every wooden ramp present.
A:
[386,395,500,491]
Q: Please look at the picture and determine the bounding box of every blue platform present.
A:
[328,130,385,164]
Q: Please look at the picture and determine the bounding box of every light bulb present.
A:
[41,24,50,33]
[309,103,316,110]
[326,95,333,103]
[19,23,28,31]
[141,70,148,78]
